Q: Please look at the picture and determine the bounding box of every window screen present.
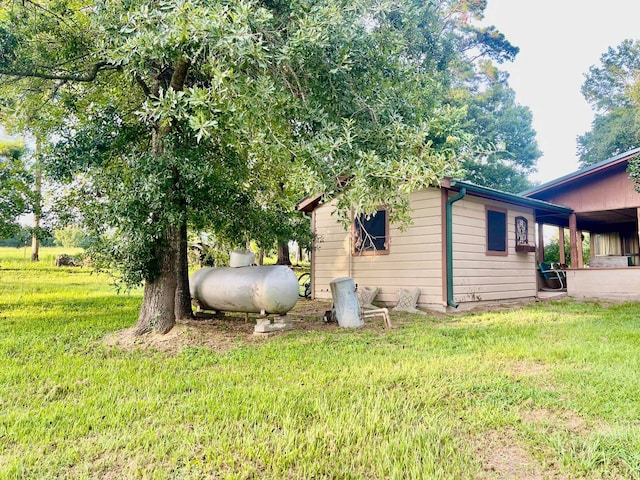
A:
[487,209,507,253]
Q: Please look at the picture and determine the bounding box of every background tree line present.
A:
[578,38,640,168]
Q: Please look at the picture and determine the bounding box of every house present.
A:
[300,147,640,310]
[523,147,640,300]
[299,178,572,312]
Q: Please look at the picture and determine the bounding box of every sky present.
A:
[481,1,640,184]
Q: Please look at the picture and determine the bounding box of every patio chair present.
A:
[538,262,566,290]
[362,305,392,328]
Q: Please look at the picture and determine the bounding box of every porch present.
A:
[532,199,640,304]
[565,267,640,300]
[522,148,640,301]
[537,289,568,301]
[533,213,640,301]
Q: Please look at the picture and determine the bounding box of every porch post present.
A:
[577,229,584,268]
[559,227,566,265]
[569,213,578,268]
[537,223,545,263]
[637,208,640,249]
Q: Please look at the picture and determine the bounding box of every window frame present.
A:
[486,206,508,256]
[352,208,390,256]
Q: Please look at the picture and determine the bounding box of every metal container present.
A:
[229,250,255,268]
[330,277,364,328]
[190,266,298,314]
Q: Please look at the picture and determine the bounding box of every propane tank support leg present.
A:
[253,315,293,334]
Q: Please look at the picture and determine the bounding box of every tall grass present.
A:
[1,247,640,478]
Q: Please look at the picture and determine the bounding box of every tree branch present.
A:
[26,79,67,123]
[170,58,190,92]
[20,0,79,29]
[134,75,151,97]
[0,61,115,83]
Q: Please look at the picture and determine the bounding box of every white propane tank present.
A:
[190,266,298,314]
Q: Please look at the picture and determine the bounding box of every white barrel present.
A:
[330,277,364,328]
[190,266,298,314]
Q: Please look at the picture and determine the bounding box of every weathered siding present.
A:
[450,195,537,305]
[532,165,640,212]
[312,201,351,297]
[312,189,445,309]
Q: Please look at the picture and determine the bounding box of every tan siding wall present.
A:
[313,200,350,297]
[312,189,445,309]
[312,188,539,310]
[450,195,537,304]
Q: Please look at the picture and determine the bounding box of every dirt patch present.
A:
[62,450,159,480]
[103,298,370,355]
[104,321,246,354]
[474,429,564,480]
[520,407,588,434]
[507,360,550,378]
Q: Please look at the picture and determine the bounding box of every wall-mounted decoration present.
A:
[515,216,536,252]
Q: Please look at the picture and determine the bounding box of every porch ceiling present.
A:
[577,208,638,232]
[535,212,570,228]
[537,207,638,232]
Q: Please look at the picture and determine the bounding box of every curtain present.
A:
[594,233,621,256]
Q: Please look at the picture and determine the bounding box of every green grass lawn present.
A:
[1,247,640,479]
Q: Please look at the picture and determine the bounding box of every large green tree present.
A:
[578,39,640,166]
[445,14,541,193]
[0,139,30,238]
[1,0,485,333]
[455,65,540,192]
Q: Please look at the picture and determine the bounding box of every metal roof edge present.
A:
[521,147,640,197]
[297,178,573,214]
[449,179,573,214]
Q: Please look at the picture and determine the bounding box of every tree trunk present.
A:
[30,216,40,261]
[134,56,190,335]
[30,144,42,262]
[276,241,291,265]
[257,248,264,266]
[134,225,179,335]
[174,219,193,320]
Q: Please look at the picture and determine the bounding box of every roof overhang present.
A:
[297,177,574,219]
[445,178,573,218]
[521,147,640,198]
[297,193,323,213]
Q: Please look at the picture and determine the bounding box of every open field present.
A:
[1,247,640,479]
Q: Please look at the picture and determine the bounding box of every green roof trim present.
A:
[298,177,573,215]
[449,179,573,215]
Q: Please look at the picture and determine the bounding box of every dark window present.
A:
[487,208,507,254]
[354,209,388,255]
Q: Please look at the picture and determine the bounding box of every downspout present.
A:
[302,211,314,297]
[348,236,352,278]
[446,187,466,308]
